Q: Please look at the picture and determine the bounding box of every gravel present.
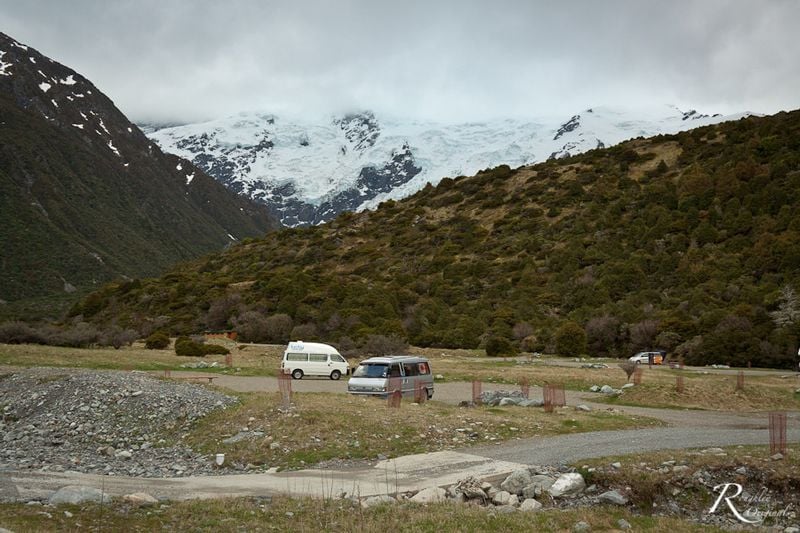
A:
[0,368,238,477]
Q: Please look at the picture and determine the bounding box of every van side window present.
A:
[309,354,327,362]
[389,364,402,378]
[403,363,418,376]
[417,362,429,375]
[331,354,345,363]
[286,353,308,362]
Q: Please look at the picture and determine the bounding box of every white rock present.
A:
[519,498,543,512]
[598,489,628,505]
[360,495,396,508]
[410,487,447,504]
[575,404,591,412]
[123,492,158,506]
[600,385,614,394]
[49,486,110,505]
[617,518,632,530]
[621,383,634,389]
[548,473,586,497]
[589,385,600,392]
[492,491,517,506]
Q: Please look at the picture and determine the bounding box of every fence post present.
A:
[520,377,530,399]
[387,377,402,408]
[278,372,292,410]
[676,375,684,393]
[472,380,482,405]
[769,412,787,456]
[633,367,643,385]
[736,370,745,391]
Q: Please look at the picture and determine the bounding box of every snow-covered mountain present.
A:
[145,106,753,227]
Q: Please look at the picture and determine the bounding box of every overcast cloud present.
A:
[1,0,798,123]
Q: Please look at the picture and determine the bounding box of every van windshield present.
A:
[353,363,389,378]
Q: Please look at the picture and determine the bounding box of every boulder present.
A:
[411,487,447,504]
[500,468,533,495]
[548,473,586,497]
[621,383,634,389]
[522,475,556,499]
[519,498,543,512]
[598,489,628,505]
[617,518,632,530]
[519,399,544,407]
[452,477,486,501]
[573,521,591,532]
[600,385,614,394]
[122,492,158,507]
[49,486,110,505]
[492,491,518,506]
[498,397,521,407]
[575,404,591,412]
[361,495,396,508]
[589,385,600,392]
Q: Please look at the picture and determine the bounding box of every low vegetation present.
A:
[68,111,800,368]
[0,497,723,533]
[185,392,663,470]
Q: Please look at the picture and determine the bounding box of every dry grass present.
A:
[0,496,723,532]
[186,392,663,470]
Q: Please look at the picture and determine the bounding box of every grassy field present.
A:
[0,497,724,532]
[185,392,663,470]
[2,342,798,412]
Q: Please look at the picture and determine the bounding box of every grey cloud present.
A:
[0,0,797,123]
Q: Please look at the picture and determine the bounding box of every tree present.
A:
[619,360,636,382]
[770,285,800,328]
[144,331,170,350]
[555,321,587,357]
[485,336,518,357]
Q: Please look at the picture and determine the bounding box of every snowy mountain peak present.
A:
[145,105,752,227]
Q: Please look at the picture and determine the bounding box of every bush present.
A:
[360,334,408,356]
[145,331,170,350]
[555,321,587,356]
[0,321,40,344]
[619,360,637,382]
[485,336,518,357]
[174,336,230,356]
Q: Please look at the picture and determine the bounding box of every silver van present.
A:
[347,356,434,399]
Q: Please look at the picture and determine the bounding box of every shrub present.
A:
[145,331,170,350]
[619,360,637,382]
[202,343,230,355]
[0,321,40,344]
[555,321,587,356]
[485,336,518,357]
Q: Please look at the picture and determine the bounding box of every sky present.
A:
[1,0,798,124]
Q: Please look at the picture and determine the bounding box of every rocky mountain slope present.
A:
[78,110,800,368]
[146,107,752,226]
[0,32,277,320]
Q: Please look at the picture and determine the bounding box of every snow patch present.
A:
[38,82,51,93]
[185,172,194,184]
[176,163,183,171]
[11,41,28,51]
[50,99,58,108]
[29,56,35,64]
[0,51,12,76]
[107,140,120,157]
[59,74,76,85]
[227,233,237,240]
[72,123,84,129]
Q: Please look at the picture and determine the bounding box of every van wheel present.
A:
[291,369,303,380]
[426,388,433,400]
[330,370,341,380]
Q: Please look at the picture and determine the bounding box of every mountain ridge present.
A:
[0,32,277,319]
[146,105,753,227]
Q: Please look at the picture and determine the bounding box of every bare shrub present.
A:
[619,360,637,382]
[360,334,408,356]
[629,319,659,352]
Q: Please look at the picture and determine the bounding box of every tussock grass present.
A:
[0,496,724,532]
[186,392,663,469]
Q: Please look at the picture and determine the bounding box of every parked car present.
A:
[347,356,434,399]
[629,350,667,365]
[280,341,349,380]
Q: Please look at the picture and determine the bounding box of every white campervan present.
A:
[280,341,349,380]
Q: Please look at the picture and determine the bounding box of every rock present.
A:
[771,453,784,461]
[500,468,533,495]
[410,487,447,504]
[522,475,556,499]
[452,476,486,501]
[49,486,110,505]
[672,465,690,474]
[360,495,396,508]
[115,450,132,459]
[575,404,591,412]
[589,385,600,392]
[492,491,517,506]
[498,398,521,407]
[0,528,15,533]
[735,466,747,475]
[269,442,281,450]
[617,518,632,530]
[611,462,621,469]
[573,521,591,532]
[784,527,799,533]
[701,447,725,454]
[519,498,543,512]
[621,383,634,389]
[435,374,444,380]
[548,473,586,497]
[519,399,544,407]
[122,492,158,506]
[600,385,614,394]
[598,489,628,505]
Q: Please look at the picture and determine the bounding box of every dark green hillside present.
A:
[0,33,276,320]
[77,111,800,367]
